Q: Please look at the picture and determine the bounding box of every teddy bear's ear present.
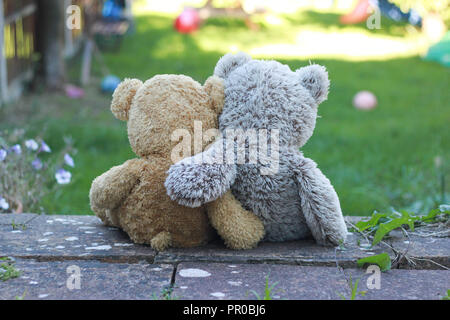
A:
[110,78,143,121]
[296,64,330,105]
[204,76,225,114]
[214,52,251,79]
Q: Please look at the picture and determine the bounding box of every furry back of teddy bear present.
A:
[165,53,348,246]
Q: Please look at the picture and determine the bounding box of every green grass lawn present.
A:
[1,8,449,216]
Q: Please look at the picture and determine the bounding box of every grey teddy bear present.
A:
[165,52,348,246]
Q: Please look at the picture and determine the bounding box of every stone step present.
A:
[0,214,156,263]
[173,262,450,300]
[2,260,448,300]
[1,213,449,300]
[1,214,448,269]
[0,259,174,300]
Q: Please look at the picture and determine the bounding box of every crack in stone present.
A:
[11,255,155,264]
[0,214,39,227]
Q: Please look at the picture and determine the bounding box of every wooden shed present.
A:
[0,0,132,103]
[0,0,37,103]
[0,0,89,103]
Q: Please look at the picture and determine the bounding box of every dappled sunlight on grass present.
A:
[132,0,204,15]
[193,9,428,61]
[131,0,356,15]
[130,2,430,61]
[249,29,428,60]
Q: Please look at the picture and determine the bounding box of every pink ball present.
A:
[65,84,84,99]
[353,90,377,110]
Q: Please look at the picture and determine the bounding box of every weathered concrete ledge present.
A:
[0,214,156,263]
[1,213,449,300]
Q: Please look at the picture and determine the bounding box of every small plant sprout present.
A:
[250,274,279,300]
[337,274,367,300]
[11,219,27,230]
[152,286,179,300]
[0,257,21,281]
[15,289,27,300]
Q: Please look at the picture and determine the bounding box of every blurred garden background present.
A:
[0,0,449,216]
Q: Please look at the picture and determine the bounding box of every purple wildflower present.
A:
[25,139,39,151]
[55,169,71,184]
[64,153,75,167]
[40,141,51,153]
[32,158,43,170]
[10,144,21,155]
[0,197,9,210]
[0,149,6,161]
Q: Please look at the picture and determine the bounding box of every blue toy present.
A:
[102,0,123,20]
[101,75,121,93]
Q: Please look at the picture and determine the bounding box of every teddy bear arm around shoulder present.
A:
[165,138,265,249]
[165,138,237,207]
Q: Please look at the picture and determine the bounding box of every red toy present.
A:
[340,0,371,25]
[174,8,200,34]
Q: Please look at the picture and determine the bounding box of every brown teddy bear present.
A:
[89,74,264,251]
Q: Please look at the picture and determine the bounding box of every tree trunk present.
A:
[37,0,66,90]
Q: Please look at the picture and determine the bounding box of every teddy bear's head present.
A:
[110,74,224,158]
[214,52,330,148]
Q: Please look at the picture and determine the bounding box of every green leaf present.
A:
[399,210,417,231]
[357,253,391,272]
[442,289,450,300]
[372,212,418,246]
[419,206,450,223]
[418,208,441,223]
[355,213,389,232]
